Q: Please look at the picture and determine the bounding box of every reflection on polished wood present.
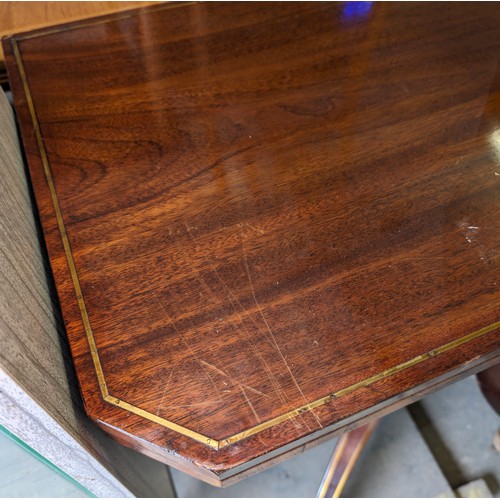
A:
[0,1,158,82]
[4,1,500,486]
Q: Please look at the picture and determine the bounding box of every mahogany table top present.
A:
[4,1,500,486]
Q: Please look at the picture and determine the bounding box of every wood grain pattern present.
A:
[0,89,174,497]
[4,1,500,485]
[0,1,158,82]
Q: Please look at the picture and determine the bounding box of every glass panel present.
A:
[0,425,93,498]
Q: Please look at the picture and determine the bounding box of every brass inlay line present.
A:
[12,37,217,451]
[12,34,500,450]
[218,321,500,447]
[12,38,109,395]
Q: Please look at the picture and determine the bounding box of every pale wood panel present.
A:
[0,89,174,497]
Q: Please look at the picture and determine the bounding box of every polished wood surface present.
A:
[0,1,158,82]
[4,1,500,486]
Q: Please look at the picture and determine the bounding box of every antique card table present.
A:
[3,1,500,487]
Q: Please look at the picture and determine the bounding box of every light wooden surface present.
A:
[0,1,159,37]
[0,88,174,498]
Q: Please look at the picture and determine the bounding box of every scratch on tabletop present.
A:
[156,365,175,415]
[239,384,261,424]
[161,401,220,409]
[151,292,224,402]
[199,360,269,397]
[182,224,294,417]
[182,222,290,408]
[184,222,304,430]
[245,222,265,234]
[238,224,323,429]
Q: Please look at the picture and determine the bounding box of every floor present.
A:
[1,375,498,497]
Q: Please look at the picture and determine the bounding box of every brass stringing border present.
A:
[11,23,500,450]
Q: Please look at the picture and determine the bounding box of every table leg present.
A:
[317,421,378,498]
[477,364,500,416]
